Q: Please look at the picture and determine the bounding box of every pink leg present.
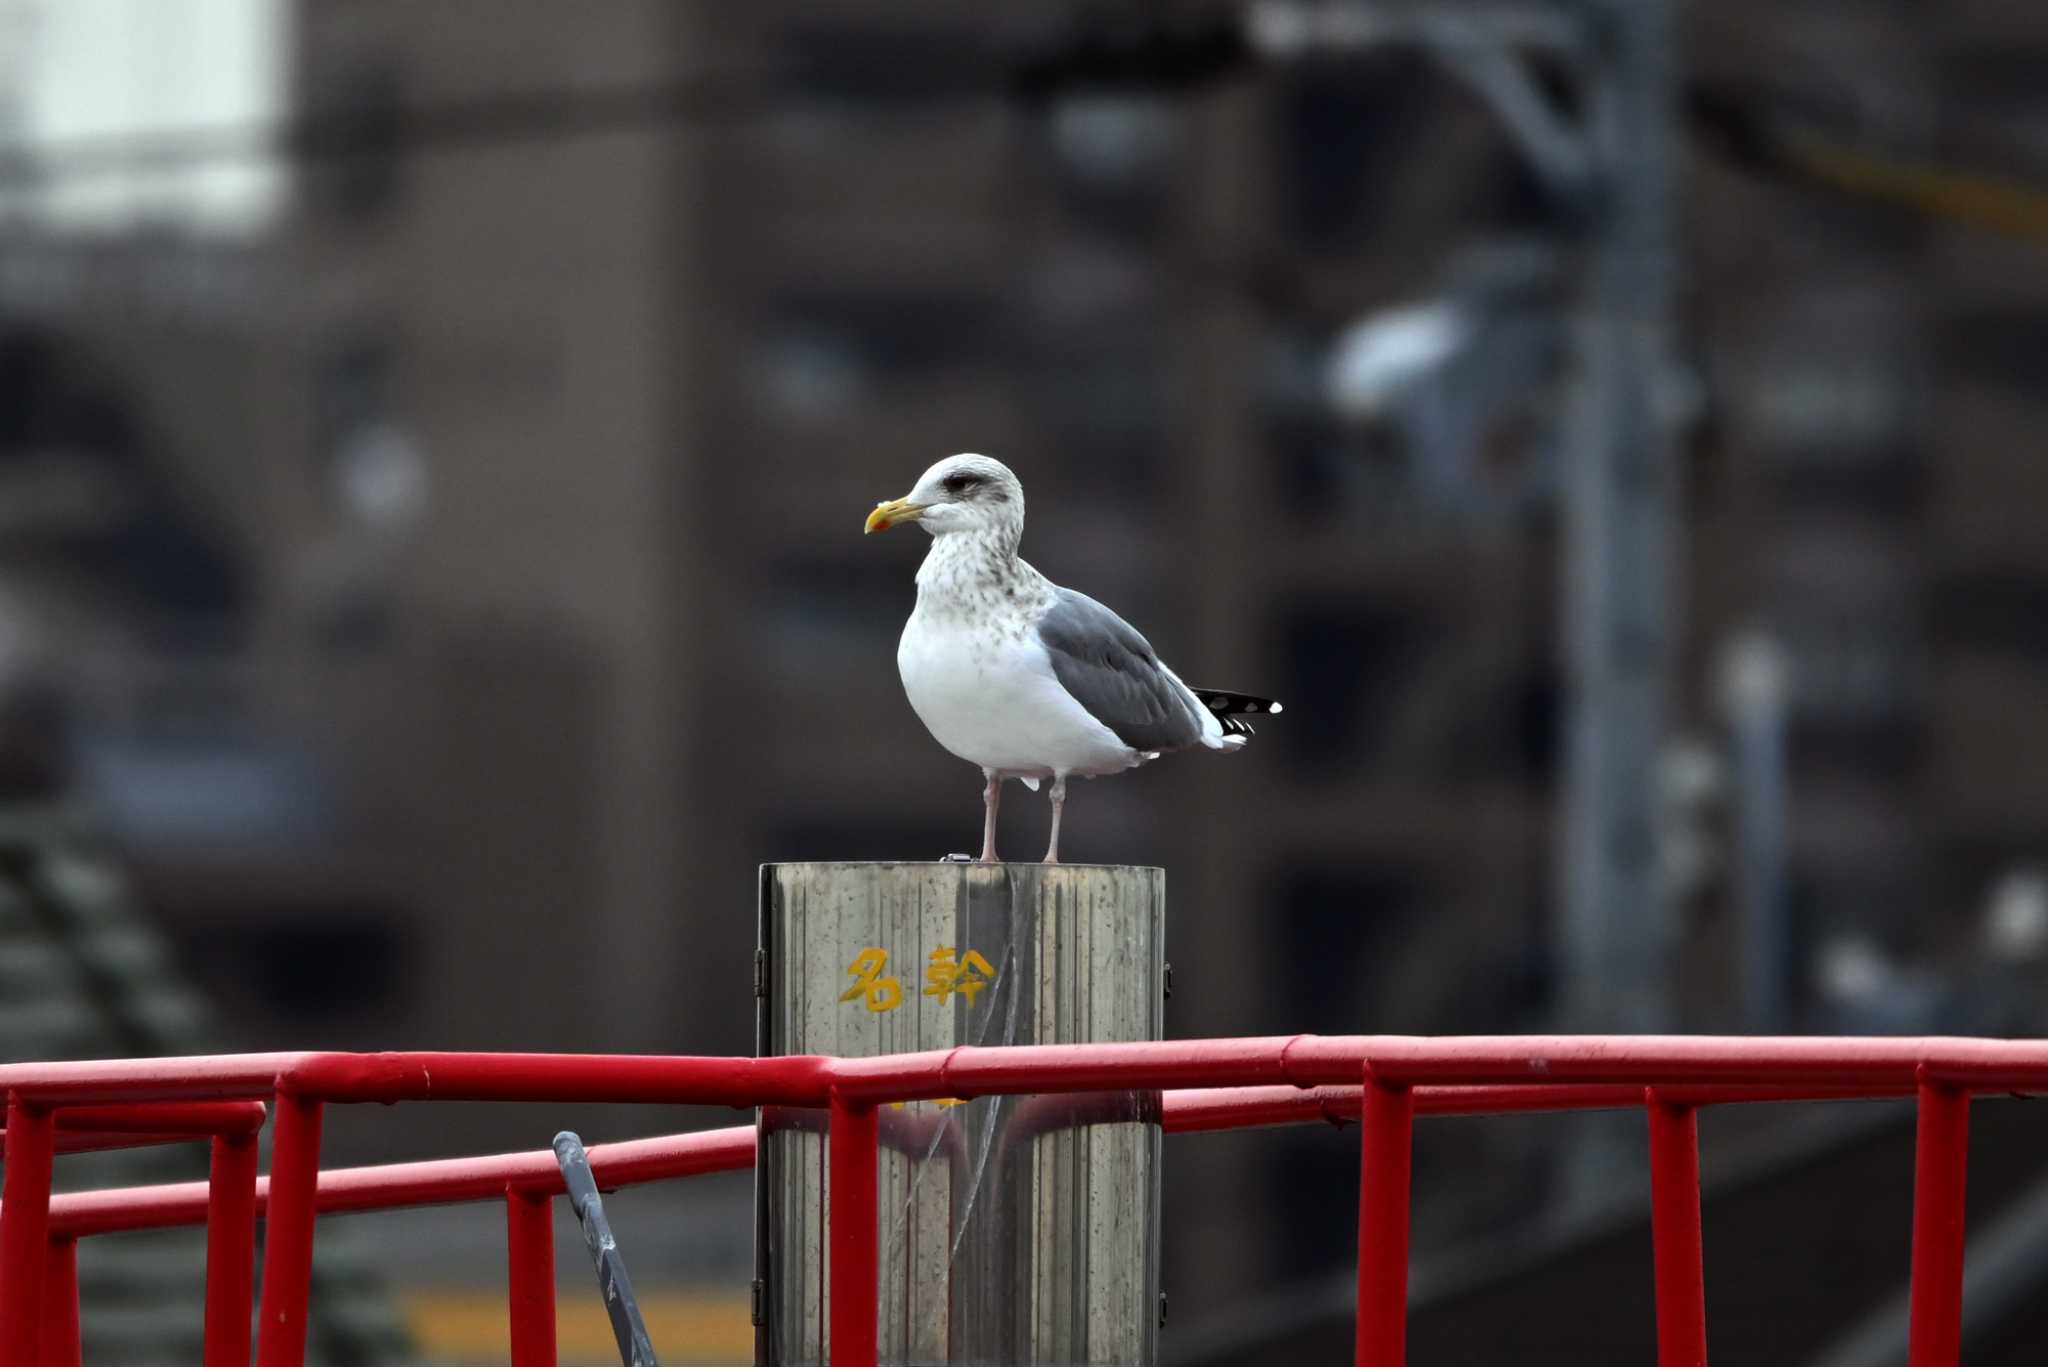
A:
[979,771,1001,864]
[1042,776,1067,864]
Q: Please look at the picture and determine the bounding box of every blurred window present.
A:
[304,53,405,224]
[758,556,912,679]
[773,18,996,106]
[1276,597,1427,775]
[185,911,408,1024]
[1775,611,1916,729]
[1031,347,1168,489]
[1043,93,1180,239]
[1937,575,2048,666]
[0,0,289,236]
[311,330,396,461]
[756,290,1007,419]
[1273,56,1430,249]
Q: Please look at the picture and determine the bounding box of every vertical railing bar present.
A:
[203,1132,260,1367]
[37,1238,78,1367]
[1356,1068,1414,1367]
[1647,1090,1708,1367]
[828,1094,880,1367]
[506,1189,559,1367]
[253,1090,325,1367]
[0,1097,56,1367]
[1907,1079,1970,1367]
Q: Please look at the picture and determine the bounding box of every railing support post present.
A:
[1647,1093,1707,1367]
[828,1093,879,1367]
[37,1239,77,1367]
[0,1097,55,1367]
[254,1090,325,1367]
[204,1132,260,1367]
[506,1190,557,1367]
[1356,1071,1414,1367]
[1907,1080,1970,1367]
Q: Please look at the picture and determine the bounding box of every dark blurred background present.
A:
[4,0,2048,1362]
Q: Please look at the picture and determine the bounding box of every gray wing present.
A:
[1036,587,1207,752]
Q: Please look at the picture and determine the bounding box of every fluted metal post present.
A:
[757,862,1165,1367]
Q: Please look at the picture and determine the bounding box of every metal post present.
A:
[254,1091,325,1367]
[506,1190,558,1367]
[758,862,1165,1364]
[556,1128,663,1367]
[1558,0,1683,1038]
[1647,1094,1707,1367]
[1554,0,1684,1216]
[204,1133,259,1367]
[0,1097,55,1367]
[1355,1074,1414,1367]
[828,1095,879,1367]
[36,1240,75,1367]
[1720,633,1790,1031]
[1907,1083,1970,1367]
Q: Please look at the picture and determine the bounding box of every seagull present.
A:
[865,454,1280,864]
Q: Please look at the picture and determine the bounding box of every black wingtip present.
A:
[1194,689,1283,717]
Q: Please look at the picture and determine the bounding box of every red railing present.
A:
[0,1035,2035,1367]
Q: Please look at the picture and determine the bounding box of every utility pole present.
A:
[1252,0,1687,1214]
[1551,0,1686,1219]
[1556,0,1684,1040]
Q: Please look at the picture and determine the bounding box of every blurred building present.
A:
[1686,0,2048,1015]
[208,0,1568,1304]
[5,0,2048,1359]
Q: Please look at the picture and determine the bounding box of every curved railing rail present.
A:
[0,1035,2036,1367]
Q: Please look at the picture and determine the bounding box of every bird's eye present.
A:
[942,473,979,495]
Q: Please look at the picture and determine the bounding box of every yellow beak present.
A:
[865,496,927,534]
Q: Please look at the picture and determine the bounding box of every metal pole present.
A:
[1907,1083,1970,1367]
[1558,0,1683,1038]
[254,1092,325,1367]
[506,1189,558,1367]
[1355,1074,1414,1367]
[554,1132,658,1367]
[827,1097,879,1367]
[1721,633,1790,1031]
[203,1132,259,1367]
[1647,1093,1708,1367]
[0,1097,55,1367]
[35,1240,75,1367]
[1553,0,1684,1218]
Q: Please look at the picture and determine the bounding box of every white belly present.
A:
[897,613,1138,778]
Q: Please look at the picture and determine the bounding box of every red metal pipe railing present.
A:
[36,1238,76,1367]
[1908,1081,1971,1367]
[255,1093,324,1367]
[505,1189,555,1367]
[43,1126,759,1239]
[41,1125,759,1367]
[0,1099,268,1367]
[0,1100,268,1159]
[0,1038,2025,1367]
[0,1099,55,1366]
[828,1095,880,1367]
[1647,1091,1708,1367]
[204,1130,261,1367]
[1356,1076,1415,1367]
[5,1036,2047,1108]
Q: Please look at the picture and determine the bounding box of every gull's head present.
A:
[865,453,1023,538]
